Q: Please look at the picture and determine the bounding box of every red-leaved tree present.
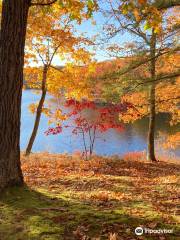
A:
[45,99,133,160]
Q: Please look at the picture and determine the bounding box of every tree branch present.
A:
[50,65,64,73]
[102,47,180,80]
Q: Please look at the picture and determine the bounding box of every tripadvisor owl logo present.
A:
[135,227,144,235]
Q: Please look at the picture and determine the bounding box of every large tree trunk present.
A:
[25,65,48,156]
[147,31,157,162]
[0,0,30,190]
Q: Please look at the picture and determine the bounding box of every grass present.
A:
[0,153,179,239]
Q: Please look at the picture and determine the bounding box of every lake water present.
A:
[21,90,180,157]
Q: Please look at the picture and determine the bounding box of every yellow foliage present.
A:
[163,132,180,149]
[28,103,38,114]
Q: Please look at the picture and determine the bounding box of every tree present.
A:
[97,1,179,161]
[45,98,131,160]
[0,0,97,190]
[24,6,85,156]
[0,0,30,190]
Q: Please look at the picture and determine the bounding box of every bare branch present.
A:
[34,45,46,65]
[47,45,60,67]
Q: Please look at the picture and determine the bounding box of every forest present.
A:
[0,1,179,239]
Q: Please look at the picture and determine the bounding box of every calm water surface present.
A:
[21,90,180,157]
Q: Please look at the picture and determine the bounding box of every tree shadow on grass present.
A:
[0,186,179,240]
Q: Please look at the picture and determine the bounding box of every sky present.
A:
[51,2,133,66]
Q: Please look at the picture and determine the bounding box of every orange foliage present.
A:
[163,132,180,150]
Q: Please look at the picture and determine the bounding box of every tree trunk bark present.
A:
[25,65,48,156]
[147,30,157,162]
[0,0,30,191]
[147,84,157,161]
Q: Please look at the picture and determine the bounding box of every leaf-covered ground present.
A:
[0,153,179,240]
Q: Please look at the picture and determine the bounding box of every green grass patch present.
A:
[1,156,180,240]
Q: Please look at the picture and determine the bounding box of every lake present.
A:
[21,90,180,158]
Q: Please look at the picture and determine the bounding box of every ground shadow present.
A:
[0,186,179,240]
